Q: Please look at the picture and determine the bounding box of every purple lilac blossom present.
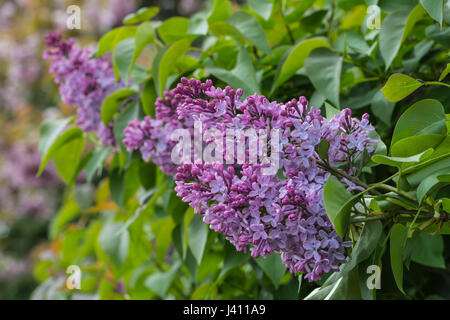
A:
[123,81,200,175]
[43,31,120,146]
[123,78,377,281]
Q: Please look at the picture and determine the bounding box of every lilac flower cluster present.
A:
[44,31,120,146]
[124,78,377,281]
[123,81,200,175]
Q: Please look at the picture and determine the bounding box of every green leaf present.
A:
[372,148,434,167]
[390,223,408,294]
[317,139,330,161]
[255,254,286,288]
[96,26,137,57]
[378,0,418,13]
[123,7,159,25]
[37,127,84,176]
[110,167,125,206]
[259,45,291,66]
[380,5,425,70]
[425,24,450,47]
[305,268,362,300]
[249,0,274,20]
[300,10,328,33]
[227,11,271,55]
[144,261,181,298]
[380,5,426,70]
[341,5,367,30]
[218,241,250,281]
[439,63,450,81]
[420,0,444,27]
[99,223,130,267]
[155,218,176,264]
[208,22,247,44]
[390,135,445,157]
[101,88,136,125]
[165,190,188,225]
[113,38,135,82]
[403,40,435,71]
[38,117,73,157]
[317,220,383,297]
[206,47,260,97]
[188,12,209,35]
[334,30,370,56]
[381,74,423,103]
[49,196,80,239]
[138,160,157,190]
[188,215,209,265]
[305,47,342,107]
[323,176,353,237]
[172,224,186,261]
[52,134,86,184]
[153,39,191,96]
[391,99,446,147]
[122,159,141,205]
[141,80,157,117]
[157,17,196,44]
[129,22,155,76]
[85,147,111,183]
[411,233,446,269]
[337,221,383,279]
[284,0,315,23]
[416,167,450,203]
[371,90,395,126]
[207,0,233,24]
[406,153,450,187]
[191,282,214,300]
[325,102,340,120]
[271,38,330,93]
[113,103,140,160]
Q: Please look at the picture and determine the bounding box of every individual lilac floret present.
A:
[44,31,121,146]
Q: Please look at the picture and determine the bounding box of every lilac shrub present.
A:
[0,143,61,219]
[124,78,377,281]
[44,31,120,146]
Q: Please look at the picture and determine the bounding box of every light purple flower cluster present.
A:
[43,31,120,146]
[124,78,377,281]
[123,81,202,175]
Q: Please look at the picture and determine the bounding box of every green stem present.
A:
[280,9,295,44]
[317,160,379,194]
[350,213,393,223]
[376,183,419,203]
[425,81,450,88]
